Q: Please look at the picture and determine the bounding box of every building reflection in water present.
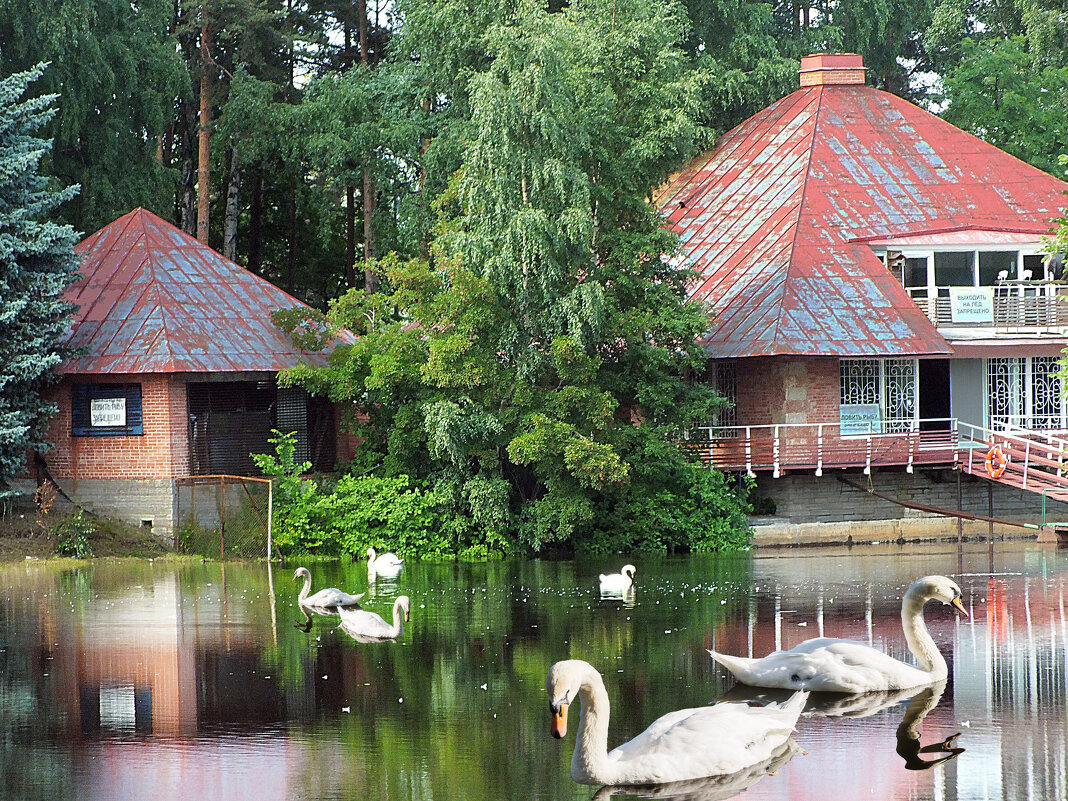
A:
[5,547,1068,800]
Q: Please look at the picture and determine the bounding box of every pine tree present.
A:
[0,62,80,485]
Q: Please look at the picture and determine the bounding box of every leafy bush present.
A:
[579,466,753,554]
[54,510,94,558]
[254,431,509,559]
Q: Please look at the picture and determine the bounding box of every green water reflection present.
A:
[1,543,1066,801]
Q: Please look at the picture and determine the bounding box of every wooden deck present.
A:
[685,423,959,476]
[957,425,1068,504]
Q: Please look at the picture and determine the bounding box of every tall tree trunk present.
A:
[357,0,377,291]
[346,185,357,288]
[223,144,241,261]
[288,173,298,293]
[248,168,263,273]
[362,169,377,292]
[197,18,213,245]
[180,99,197,234]
[357,0,369,64]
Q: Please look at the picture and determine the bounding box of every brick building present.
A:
[22,208,355,540]
[659,53,1068,541]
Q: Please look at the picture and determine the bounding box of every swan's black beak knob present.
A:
[951,595,968,618]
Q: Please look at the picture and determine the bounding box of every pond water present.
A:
[1,541,1065,801]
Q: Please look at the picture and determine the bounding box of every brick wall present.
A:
[42,373,189,480]
[734,356,840,427]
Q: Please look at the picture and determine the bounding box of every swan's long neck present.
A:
[571,666,614,785]
[368,548,377,566]
[298,573,311,602]
[391,600,405,638]
[901,587,947,677]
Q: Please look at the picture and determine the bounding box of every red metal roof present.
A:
[61,208,352,374]
[657,63,1068,358]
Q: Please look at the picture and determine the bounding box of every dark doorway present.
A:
[187,381,336,475]
[919,359,951,430]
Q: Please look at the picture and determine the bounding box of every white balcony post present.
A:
[1023,440,1031,489]
[744,426,754,478]
[773,425,780,478]
[907,428,915,474]
[864,421,872,475]
[815,424,823,476]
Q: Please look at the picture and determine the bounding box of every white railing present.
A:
[957,421,1068,504]
[905,282,1068,330]
[688,418,958,478]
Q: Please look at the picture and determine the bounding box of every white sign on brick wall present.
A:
[90,397,126,427]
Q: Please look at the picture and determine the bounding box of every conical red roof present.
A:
[658,59,1068,358]
[61,208,350,373]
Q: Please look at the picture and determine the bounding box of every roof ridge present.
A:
[768,85,826,354]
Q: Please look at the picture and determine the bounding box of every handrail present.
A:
[957,421,1068,497]
[690,418,959,475]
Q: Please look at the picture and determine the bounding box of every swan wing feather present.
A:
[305,588,364,607]
[712,638,931,692]
[606,694,805,783]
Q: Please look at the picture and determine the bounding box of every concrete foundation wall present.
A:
[12,477,177,540]
[748,467,1066,546]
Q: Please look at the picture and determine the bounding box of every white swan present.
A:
[599,565,636,593]
[546,659,807,785]
[338,596,410,642]
[293,566,365,608]
[709,575,968,693]
[367,547,403,578]
[589,738,802,801]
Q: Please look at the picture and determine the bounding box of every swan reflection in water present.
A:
[589,738,802,801]
[599,584,636,608]
[895,682,964,770]
[720,679,964,771]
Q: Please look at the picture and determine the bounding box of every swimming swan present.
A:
[293,566,365,608]
[589,738,802,801]
[367,547,403,577]
[708,575,968,693]
[338,596,410,642]
[599,565,636,593]
[546,659,807,785]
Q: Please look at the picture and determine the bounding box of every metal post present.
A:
[961,469,969,546]
[219,475,226,561]
[988,481,994,541]
[267,479,274,561]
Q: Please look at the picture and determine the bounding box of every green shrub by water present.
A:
[54,510,94,558]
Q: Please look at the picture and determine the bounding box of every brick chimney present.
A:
[799,53,866,87]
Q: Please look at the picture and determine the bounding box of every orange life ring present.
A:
[985,444,1007,479]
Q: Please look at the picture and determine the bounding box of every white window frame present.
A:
[986,356,1066,431]
[839,358,919,433]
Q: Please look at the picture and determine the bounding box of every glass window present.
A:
[1024,254,1045,281]
[72,383,144,437]
[979,251,1017,285]
[934,251,974,287]
[903,257,927,288]
[987,357,1025,429]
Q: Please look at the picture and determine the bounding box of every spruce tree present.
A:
[0,62,80,486]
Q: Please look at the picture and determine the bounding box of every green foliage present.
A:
[939,36,1068,174]
[0,62,81,485]
[253,430,508,559]
[277,0,751,557]
[0,0,187,231]
[54,510,93,558]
